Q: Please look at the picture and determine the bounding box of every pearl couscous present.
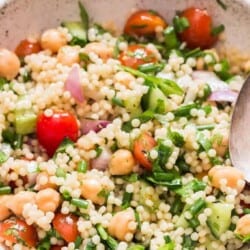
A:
[0,3,249,250]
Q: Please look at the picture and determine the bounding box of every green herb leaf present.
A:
[122,192,133,209]
[173,16,189,33]
[122,110,154,132]
[120,66,183,96]
[163,26,180,50]
[78,1,89,30]
[168,129,184,147]
[216,0,228,10]
[112,96,125,107]
[77,160,88,173]
[71,198,89,209]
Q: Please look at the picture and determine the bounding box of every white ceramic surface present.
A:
[0,0,250,52]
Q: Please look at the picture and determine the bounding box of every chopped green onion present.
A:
[197,132,212,152]
[134,210,141,230]
[184,48,203,59]
[55,167,66,178]
[71,198,89,209]
[22,70,32,82]
[122,173,139,183]
[94,145,103,158]
[216,0,227,10]
[106,235,118,250]
[122,192,133,209]
[86,241,96,250]
[215,59,232,81]
[173,103,199,118]
[0,77,7,90]
[93,23,108,35]
[211,24,225,36]
[201,84,212,101]
[120,66,183,96]
[188,198,206,216]
[202,105,212,115]
[122,110,154,132]
[77,160,88,173]
[97,189,110,200]
[183,235,196,249]
[163,26,180,50]
[128,245,145,250]
[173,16,189,33]
[0,151,8,164]
[79,52,90,63]
[196,124,215,131]
[62,190,71,201]
[176,157,190,174]
[0,186,11,195]
[54,138,74,157]
[96,224,108,240]
[112,96,125,107]
[188,217,200,228]
[138,63,164,74]
[170,198,183,215]
[74,236,83,248]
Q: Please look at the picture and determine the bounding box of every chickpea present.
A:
[57,45,80,66]
[6,191,36,216]
[82,42,113,61]
[35,188,60,212]
[208,166,245,193]
[41,29,67,53]
[114,71,135,88]
[212,134,228,157]
[35,172,57,190]
[235,214,250,236]
[81,177,105,205]
[108,209,136,241]
[0,48,20,80]
[109,149,135,175]
[0,195,12,221]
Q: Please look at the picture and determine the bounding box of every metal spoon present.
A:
[230,76,250,182]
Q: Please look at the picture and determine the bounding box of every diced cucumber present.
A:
[138,181,160,212]
[142,87,169,114]
[175,212,189,229]
[15,110,37,135]
[207,202,233,239]
[61,21,87,46]
[123,95,142,117]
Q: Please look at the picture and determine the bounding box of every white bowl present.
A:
[0,0,250,53]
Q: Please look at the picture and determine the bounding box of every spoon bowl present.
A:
[230,76,250,182]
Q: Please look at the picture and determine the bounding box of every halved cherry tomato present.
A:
[52,213,79,243]
[0,218,38,247]
[179,7,217,49]
[36,111,78,157]
[133,132,156,170]
[124,10,167,36]
[15,39,41,57]
[119,44,158,69]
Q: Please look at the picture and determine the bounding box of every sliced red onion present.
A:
[192,71,229,91]
[81,119,111,135]
[91,147,111,171]
[208,90,238,103]
[65,65,84,103]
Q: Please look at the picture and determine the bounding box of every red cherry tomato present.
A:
[52,213,79,243]
[133,132,156,170]
[124,10,167,36]
[179,7,217,49]
[0,218,38,247]
[119,44,158,69]
[15,39,41,57]
[36,111,78,157]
